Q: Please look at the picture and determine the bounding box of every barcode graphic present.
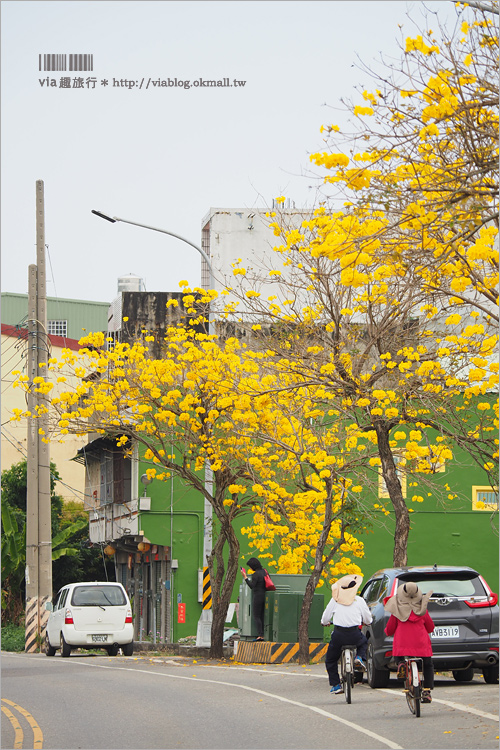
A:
[39,54,94,72]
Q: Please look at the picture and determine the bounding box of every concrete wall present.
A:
[202,207,312,316]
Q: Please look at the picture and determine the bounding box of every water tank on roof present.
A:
[117,274,146,293]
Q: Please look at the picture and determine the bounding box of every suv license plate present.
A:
[91,634,109,643]
[431,626,459,639]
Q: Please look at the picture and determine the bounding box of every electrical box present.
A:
[264,591,276,640]
[238,574,326,642]
[272,592,324,643]
[139,497,151,511]
[238,582,258,638]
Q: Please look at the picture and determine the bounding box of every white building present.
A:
[201,204,312,317]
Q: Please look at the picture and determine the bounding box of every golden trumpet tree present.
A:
[223,3,498,564]
[233,362,372,662]
[308,3,498,318]
[14,309,276,656]
[13,291,368,657]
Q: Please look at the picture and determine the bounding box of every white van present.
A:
[45,582,134,657]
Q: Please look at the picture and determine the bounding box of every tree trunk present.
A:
[298,577,316,664]
[375,423,410,567]
[297,483,340,664]
[207,511,240,659]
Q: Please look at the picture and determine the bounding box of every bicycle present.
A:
[339,644,360,704]
[402,656,423,717]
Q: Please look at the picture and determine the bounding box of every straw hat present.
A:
[384,581,433,621]
[331,574,363,606]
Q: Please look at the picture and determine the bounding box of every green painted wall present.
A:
[138,474,204,641]
[358,438,498,592]
[135,467,274,640]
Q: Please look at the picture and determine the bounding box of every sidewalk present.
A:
[133,639,328,664]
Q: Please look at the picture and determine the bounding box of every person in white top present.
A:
[321,574,373,694]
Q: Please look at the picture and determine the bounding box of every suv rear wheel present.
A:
[366,642,390,688]
[482,665,499,684]
[122,641,134,656]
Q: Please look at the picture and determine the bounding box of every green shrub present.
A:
[1,622,26,652]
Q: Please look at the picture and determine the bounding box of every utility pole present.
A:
[25,263,39,651]
[25,180,52,652]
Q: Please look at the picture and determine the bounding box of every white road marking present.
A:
[375,687,499,722]
[6,654,498,737]
[198,663,500,721]
[72,659,403,749]
[199,663,327,678]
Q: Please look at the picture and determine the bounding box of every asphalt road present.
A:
[2,651,498,750]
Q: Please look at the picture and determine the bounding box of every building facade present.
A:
[1,323,88,503]
[1,292,110,342]
[1,293,110,502]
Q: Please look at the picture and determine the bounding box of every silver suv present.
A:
[360,565,499,687]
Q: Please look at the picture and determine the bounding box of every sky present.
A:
[1,0,459,306]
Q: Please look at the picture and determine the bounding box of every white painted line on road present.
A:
[200,663,327,678]
[74,660,403,750]
[376,687,499,722]
[199,665,500,721]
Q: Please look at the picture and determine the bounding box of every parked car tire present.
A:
[60,633,72,657]
[106,644,119,656]
[453,666,475,682]
[122,641,134,656]
[45,636,56,657]
[482,665,499,684]
[366,642,390,688]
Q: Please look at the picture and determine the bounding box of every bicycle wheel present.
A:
[406,686,421,716]
[405,661,421,717]
[342,649,353,704]
[344,672,352,704]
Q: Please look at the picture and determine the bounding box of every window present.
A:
[100,454,114,505]
[472,486,498,511]
[426,457,446,473]
[378,455,407,498]
[378,576,389,601]
[99,449,131,505]
[47,319,67,337]
[406,575,484,598]
[365,579,383,605]
[71,585,126,607]
[55,588,69,610]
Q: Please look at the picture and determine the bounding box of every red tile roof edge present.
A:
[1,323,82,351]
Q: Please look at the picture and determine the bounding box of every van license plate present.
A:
[91,634,109,642]
[431,626,459,639]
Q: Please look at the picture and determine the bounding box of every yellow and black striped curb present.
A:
[234,641,328,664]
[202,567,212,610]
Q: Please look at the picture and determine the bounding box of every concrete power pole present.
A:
[25,180,52,652]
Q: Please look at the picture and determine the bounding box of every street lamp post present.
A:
[92,209,215,645]
[91,211,215,290]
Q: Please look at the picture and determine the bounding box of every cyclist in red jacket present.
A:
[384,581,435,703]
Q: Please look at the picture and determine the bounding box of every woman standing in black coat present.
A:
[241,557,266,641]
